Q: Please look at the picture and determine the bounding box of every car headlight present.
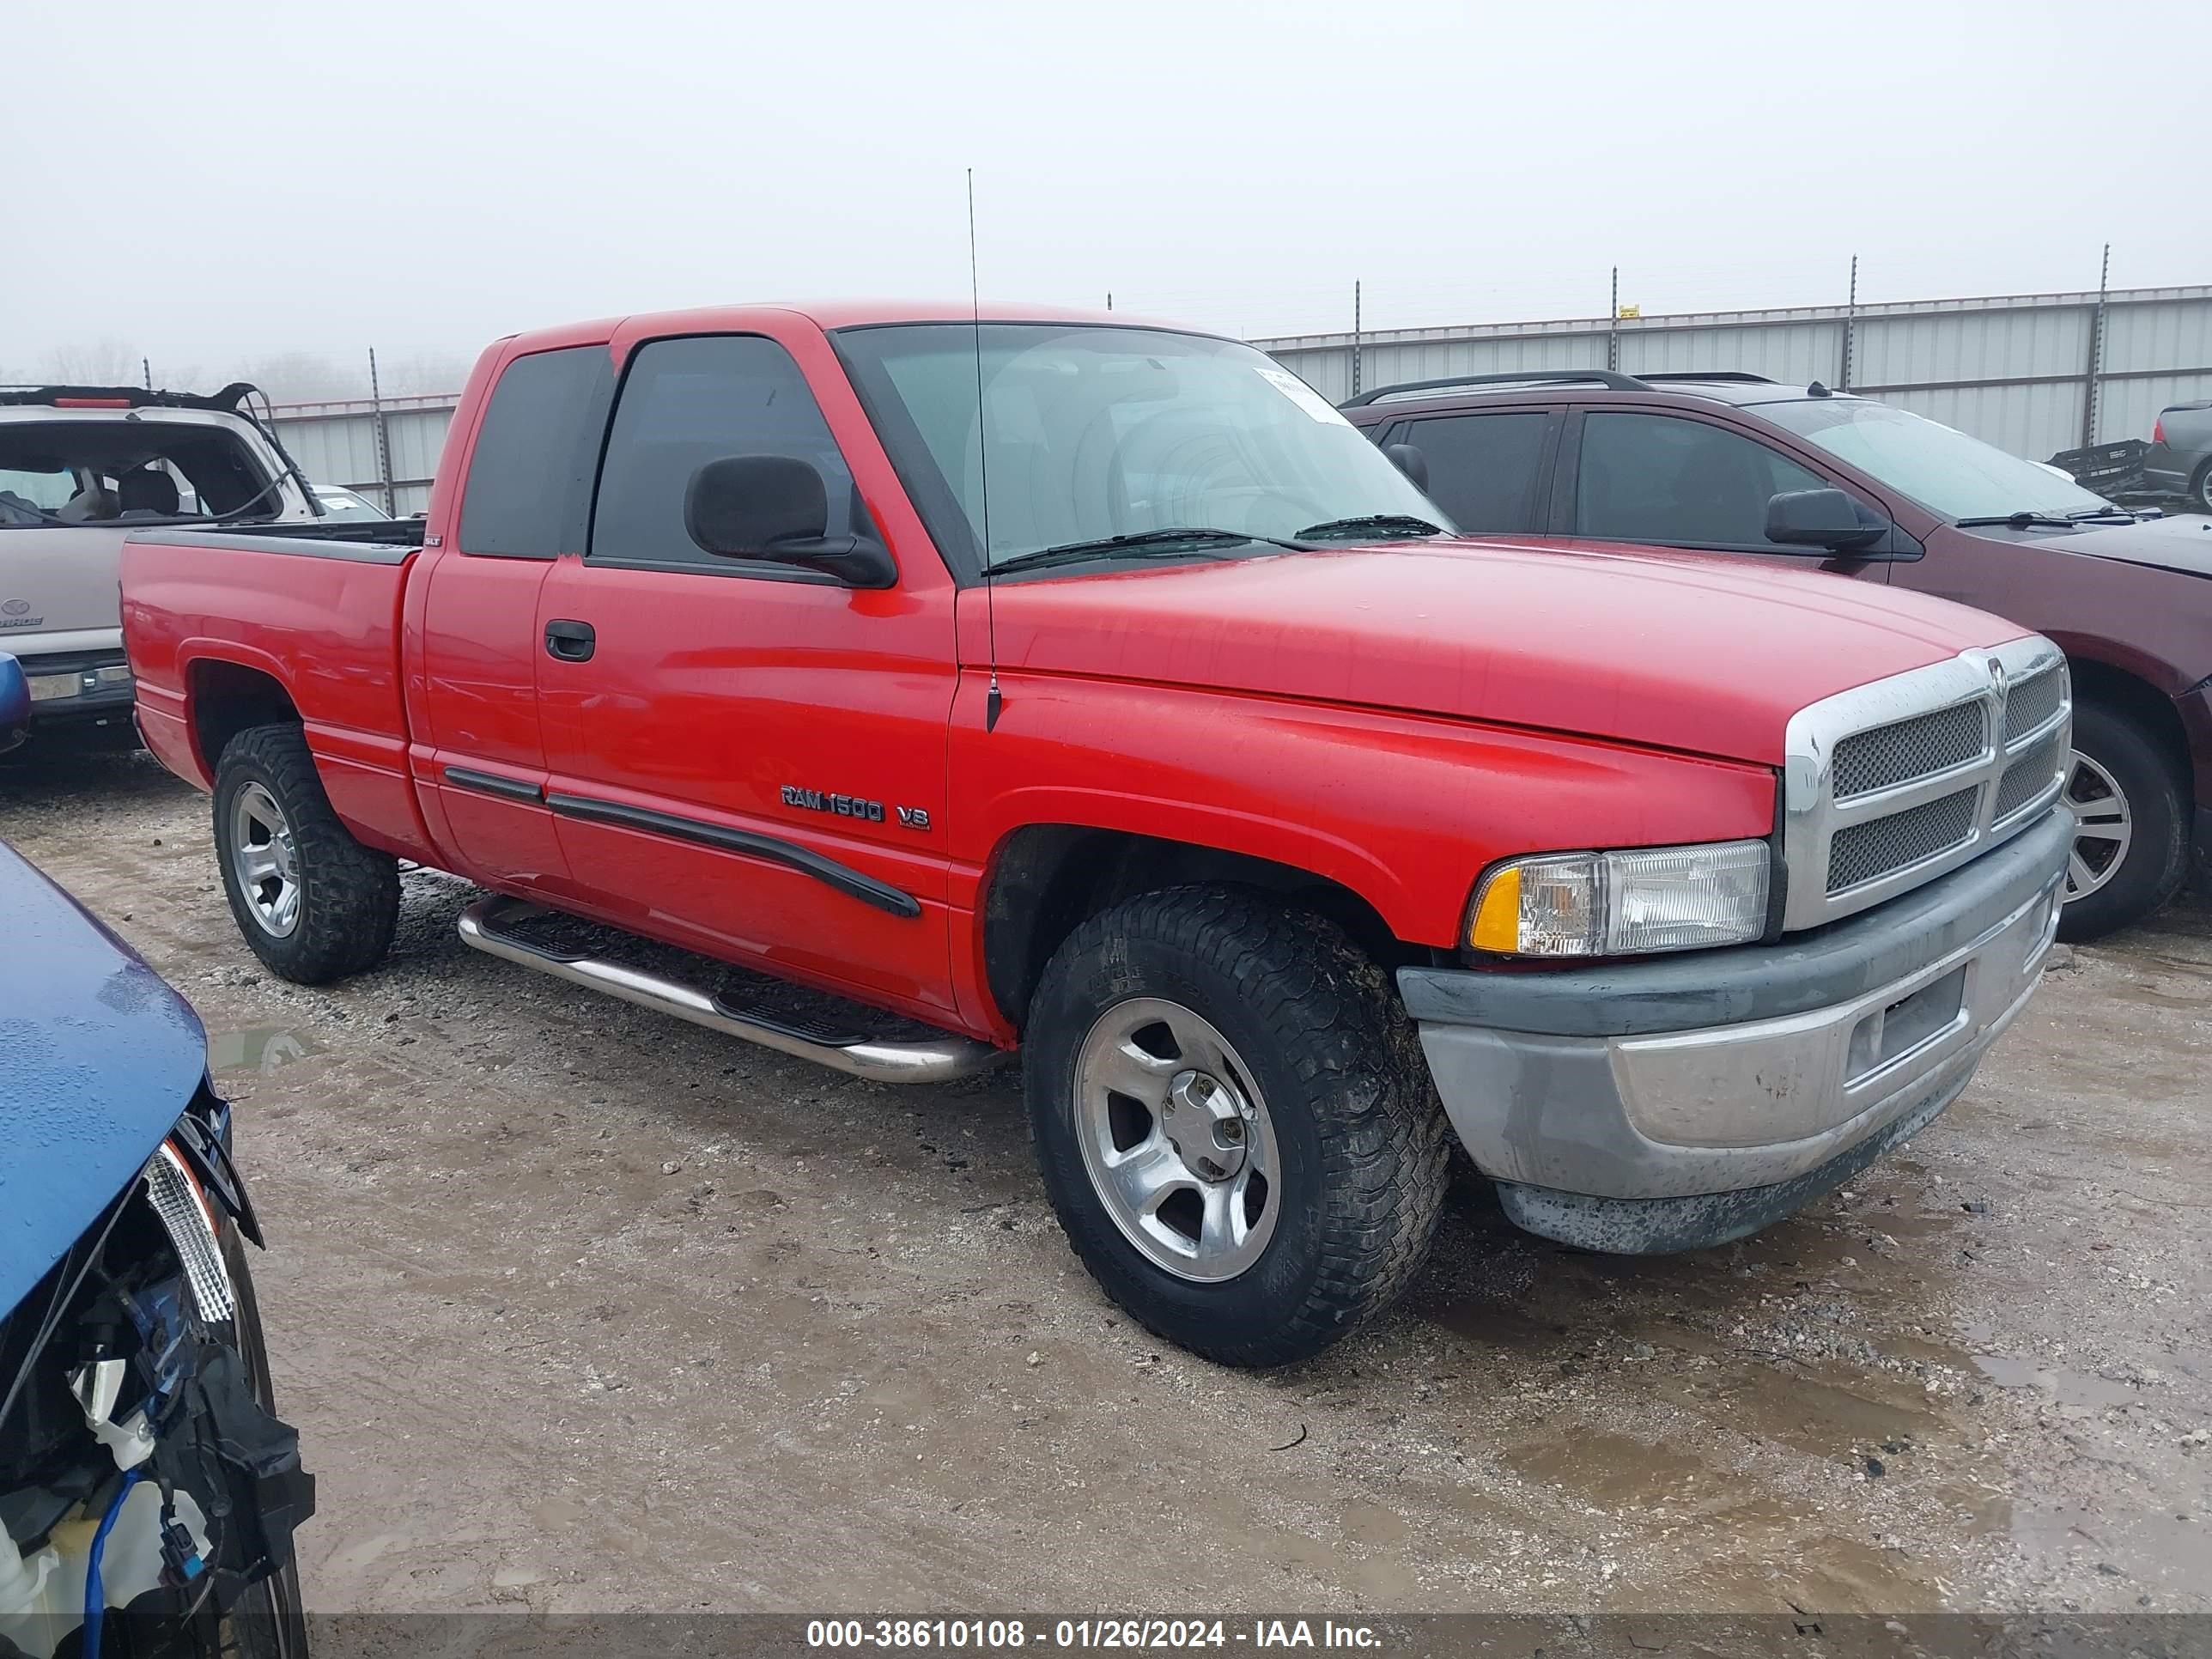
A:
[144,1140,236,1322]
[1468,840,1771,957]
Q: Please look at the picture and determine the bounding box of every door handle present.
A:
[544,620,595,662]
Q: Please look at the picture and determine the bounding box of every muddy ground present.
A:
[3,747,2207,1617]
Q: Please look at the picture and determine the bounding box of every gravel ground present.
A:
[3,746,2207,1616]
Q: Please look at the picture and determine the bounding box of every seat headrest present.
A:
[117,469,180,516]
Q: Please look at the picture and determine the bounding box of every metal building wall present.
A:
[266,395,455,517]
[1260,284,2212,460]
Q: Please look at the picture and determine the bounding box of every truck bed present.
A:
[120,521,429,857]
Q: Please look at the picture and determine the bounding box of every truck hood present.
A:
[1956,512,2212,580]
[0,841,207,1312]
[988,538,2026,766]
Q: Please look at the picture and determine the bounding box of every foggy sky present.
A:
[6,0,2206,392]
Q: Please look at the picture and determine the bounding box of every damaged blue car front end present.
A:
[0,818,313,1659]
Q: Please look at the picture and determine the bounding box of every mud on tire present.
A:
[213,723,399,984]
[1024,884,1450,1367]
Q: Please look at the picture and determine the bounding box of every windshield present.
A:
[0,464,77,525]
[834,325,1450,573]
[1760,398,2113,521]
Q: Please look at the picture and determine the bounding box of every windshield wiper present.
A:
[1954,511,2087,530]
[2064,505,2138,522]
[1292,513,1444,542]
[988,527,1302,577]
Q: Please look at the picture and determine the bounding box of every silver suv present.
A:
[0,384,315,742]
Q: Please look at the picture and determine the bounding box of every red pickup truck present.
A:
[122,302,2073,1366]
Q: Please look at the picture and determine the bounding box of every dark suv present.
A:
[2143,399,2212,512]
[1344,370,2212,940]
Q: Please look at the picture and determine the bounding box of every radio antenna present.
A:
[969,167,1002,732]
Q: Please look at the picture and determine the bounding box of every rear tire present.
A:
[214,723,398,983]
[2056,700,2188,942]
[1024,885,1449,1367]
[2191,459,2212,514]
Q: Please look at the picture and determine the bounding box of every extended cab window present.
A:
[1575,411,1830,551]
[1399,412,1547,534]
[590,335,858,574]
[457,345,615,558]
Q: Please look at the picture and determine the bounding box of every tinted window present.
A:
[590,334,857,572]
[1401,412,1547,533]
[1575,411,1832,550]
[457,346,615,558]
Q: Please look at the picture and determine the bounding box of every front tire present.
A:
[2057,700,2188,941]
[214,723,399,983]
[1024,886,1449,1367]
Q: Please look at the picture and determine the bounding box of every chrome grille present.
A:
[1826,787,1979,892]
[1781,640,2070,929]
[2003,666,2066,742]
[1995,732,2065,822]
[1831,702,1986,799]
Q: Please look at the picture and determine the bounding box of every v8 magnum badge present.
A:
[781,785,931,832]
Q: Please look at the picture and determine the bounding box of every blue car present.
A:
[1,653,27,753]
[0,825,313,1658]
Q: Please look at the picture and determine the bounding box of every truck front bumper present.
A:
[1397,806,2069,1254]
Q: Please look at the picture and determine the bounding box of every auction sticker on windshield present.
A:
[1255,366,1349,425]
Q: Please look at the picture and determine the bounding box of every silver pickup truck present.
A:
[0,385,319,743]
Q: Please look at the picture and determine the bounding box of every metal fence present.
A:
[265,283,2212,507]
[1255,283,2212,465]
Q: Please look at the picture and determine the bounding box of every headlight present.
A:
[1468,840,1771,957]
[144,1140,236,1322]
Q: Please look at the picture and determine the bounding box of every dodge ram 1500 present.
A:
[122,302,2073,1365]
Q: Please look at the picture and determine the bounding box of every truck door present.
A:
[414,343,614,890]
[533,325,962,1023]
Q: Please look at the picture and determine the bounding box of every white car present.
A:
[0,385,316,742]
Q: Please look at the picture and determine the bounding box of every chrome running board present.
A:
[458,895,1004,1085]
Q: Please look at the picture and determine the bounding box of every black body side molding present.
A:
[443,766,545,805]
[544,793,922,919]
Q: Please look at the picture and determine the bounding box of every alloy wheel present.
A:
[1073,996,1280,1282]
[2062,748,2133,902]
[228,782,301,938]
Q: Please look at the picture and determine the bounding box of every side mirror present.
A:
[684,455,896,588]
[1765,488,1889,554]
[1383,442,1429,491]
